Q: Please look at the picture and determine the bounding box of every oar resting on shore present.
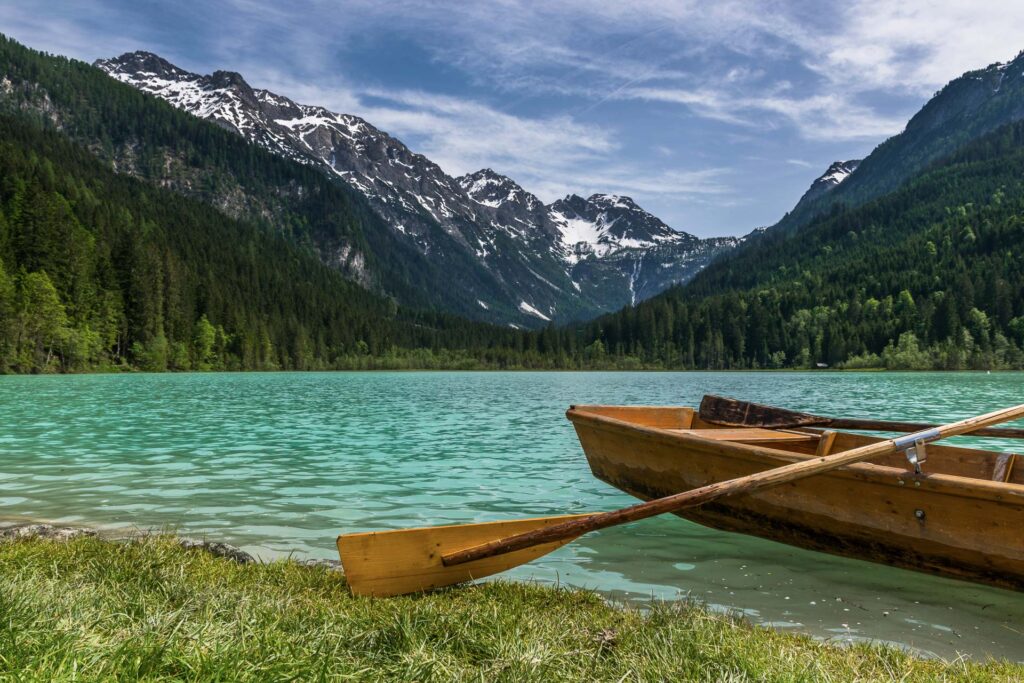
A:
[336,403,1024,597]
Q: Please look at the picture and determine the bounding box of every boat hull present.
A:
[568,406,1024,592]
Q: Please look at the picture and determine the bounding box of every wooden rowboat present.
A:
[567,401,1024,592]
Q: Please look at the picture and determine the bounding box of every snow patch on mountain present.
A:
[518,301,551,321]
[818,160,860,186]
[795,159,862,206]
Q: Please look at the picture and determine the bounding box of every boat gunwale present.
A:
[566,405,1024,503]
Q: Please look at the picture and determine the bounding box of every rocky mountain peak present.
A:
[589,193,638,209]
[96,50,738,326]
[548,193,589,214]
[207,69,251,91]
[95,51,184,80]
[795,159,861,206]
[458,168,540,210]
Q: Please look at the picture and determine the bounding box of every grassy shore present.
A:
[0,536,1020,681]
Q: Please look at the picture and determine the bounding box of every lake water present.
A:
[2,371,1023,661]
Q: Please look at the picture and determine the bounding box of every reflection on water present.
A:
[2,371,1023,661]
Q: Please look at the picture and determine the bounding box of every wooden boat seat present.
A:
[669,428,817,444]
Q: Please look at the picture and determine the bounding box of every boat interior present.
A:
[569,404,1024,486]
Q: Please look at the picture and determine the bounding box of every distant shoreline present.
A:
[3,367,1018,376]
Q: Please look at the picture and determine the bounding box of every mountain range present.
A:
[94,51,741,327]
[3,31,1023,373]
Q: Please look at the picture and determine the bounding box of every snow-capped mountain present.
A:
[795,159,861,206]
[96,51,737,325]
[548,193,700,263]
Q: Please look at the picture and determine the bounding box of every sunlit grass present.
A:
[0,536,1019,681]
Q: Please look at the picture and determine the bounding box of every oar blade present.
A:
[338,513,589,597]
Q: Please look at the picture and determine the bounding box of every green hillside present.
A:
[0,114,541,372]
[775,52,1024,235]
[552,121,1024,370]
[0,35,515,321]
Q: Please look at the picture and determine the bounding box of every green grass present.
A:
[0,537,1020,681]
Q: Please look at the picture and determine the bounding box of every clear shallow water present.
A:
[2,371,1023,661]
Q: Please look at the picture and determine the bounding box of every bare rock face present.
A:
[794,159,861,206]
[0,523,97,541]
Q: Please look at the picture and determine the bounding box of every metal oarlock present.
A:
[904,440,928,474]
[893,429,939,475]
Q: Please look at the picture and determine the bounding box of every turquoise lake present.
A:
[2,371,1023,661]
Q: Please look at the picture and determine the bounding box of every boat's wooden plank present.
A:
[753,428,1017,482]
[699,395,824,428]
[569,408,1024,591]
[669,428,817,443]
[572,405,694,429]
[700,394,1024,438]
[569,407,1024,504]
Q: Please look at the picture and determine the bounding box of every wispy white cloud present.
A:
[0,4,139,60]
[800,1,1024,94]
[6,0,1024,233]
[356,88,615,173]
[278,0,1024,140]
[523,166,732,206]
[230,75,732,204]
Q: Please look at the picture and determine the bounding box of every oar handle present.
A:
[443,403,1024,567]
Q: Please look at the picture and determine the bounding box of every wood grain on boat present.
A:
[567,403,1024,591]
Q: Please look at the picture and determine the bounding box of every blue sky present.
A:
[5,1,1024,236]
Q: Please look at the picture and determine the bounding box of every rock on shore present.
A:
[0,522,342,571]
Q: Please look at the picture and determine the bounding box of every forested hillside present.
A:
[0,114,552,372]
[774,51,1024,235]
[552,121,1024,370]
[3,33,1024,373]
[5,107,1024,373]
[0,35,522,323]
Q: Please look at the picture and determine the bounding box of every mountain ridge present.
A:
[770,50,1024,234]
[95,50,738,325]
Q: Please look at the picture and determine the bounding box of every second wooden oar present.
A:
[337,402,1024,597]
[699,394,1024,438]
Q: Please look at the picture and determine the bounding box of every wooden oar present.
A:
[699,394,1024,438]
[337,403,1024,597]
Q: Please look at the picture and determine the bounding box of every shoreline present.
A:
[0,367,1019,376]
[3,519,1023,666]
[0,518,343,571]
[0,528,1021,679]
